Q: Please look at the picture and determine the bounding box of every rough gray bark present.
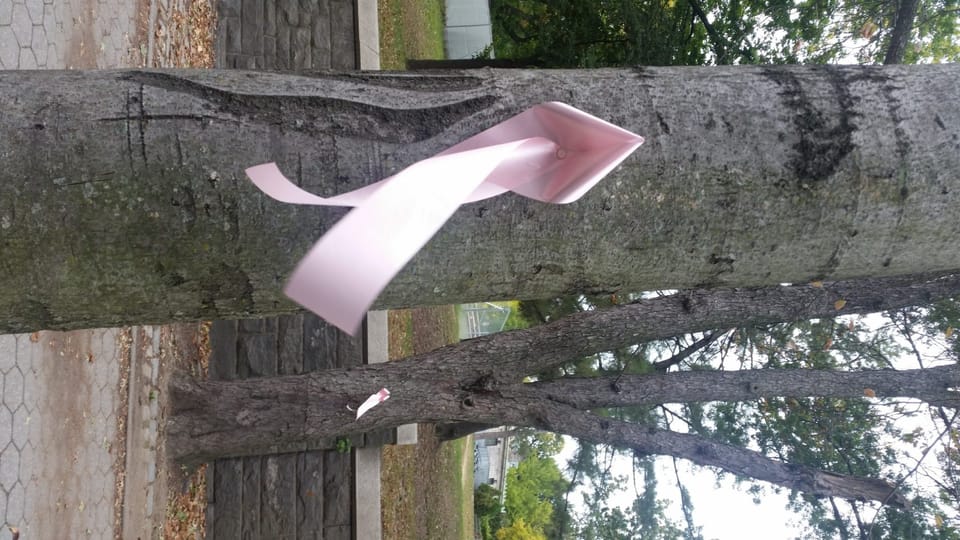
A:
[2,65,960,332]
[167,272,960,505]
[167,357,952,506]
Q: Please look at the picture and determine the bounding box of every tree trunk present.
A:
[2,66,959,331]
[166,272,960,506]
[883,0,920,64]
[167,358,950,506]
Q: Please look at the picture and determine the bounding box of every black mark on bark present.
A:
[762,66,859,186]
[656,112,671,134]
[705,114,717,130]
[935,115,946,130]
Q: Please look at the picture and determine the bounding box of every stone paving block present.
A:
[5,482,24,524]
[242,456,262,537]
[277,314,304,375]
[11,406,28,451]
[241,0,263,54]
[3,367,24,408]
[261,454,297,536]
[19,47,37,69]
[275,22,291,69]
[31,25,47,65]
[263,0,276,37]
[278,0,298,26]
[322,451,351,527]
[329,0,355,70]
[224,15,242,56]
[296,451,324,536]
[292,27,311,70]
[0,335,15,373]
[0,442,17,491]
[262,35,276,69]
[238,333,278,377]
[11,3,31,44]
[0,1,13,25]
[25,0,43,24]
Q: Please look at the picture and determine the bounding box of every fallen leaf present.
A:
[936,513,944,528]
[863,388,876,398]
[834,299,847,310]
[946,326,954,339]
[30,332,40,342]
[823,337,833,350]
[810,281,823,288]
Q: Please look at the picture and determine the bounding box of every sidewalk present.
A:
[0,1,146,538]
[0,0,141,69]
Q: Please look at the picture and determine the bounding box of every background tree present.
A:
[489,0,959,67]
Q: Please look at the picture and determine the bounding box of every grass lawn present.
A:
[381,307,475,540]
[377,0,446,69]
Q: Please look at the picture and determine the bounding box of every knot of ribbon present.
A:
[247,102,643,334]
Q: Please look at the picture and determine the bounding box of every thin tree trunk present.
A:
[166,361,941,506]
[2,66,960,331]
[529,364,960,409]
[883,0,920,64]
[167,271,960,457]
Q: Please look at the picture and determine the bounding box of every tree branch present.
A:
[529,364,960,409]
[506,400,912,507]
[471,272,960,383]
[686,0,729,62]
[651,331,725,372]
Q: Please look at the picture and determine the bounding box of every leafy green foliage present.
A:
[490,0,960,66]
[496,517,548,540]
[504,455,569,532]
[513,430,565,460]
[476,483,505,540]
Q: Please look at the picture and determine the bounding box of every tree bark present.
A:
[530,364,960,409]
[443,272,960,385]
[166,359,947,506]
[2,66,959,331]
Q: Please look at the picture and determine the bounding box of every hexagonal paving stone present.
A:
[3,366,24,409]
[0,0,13,25]
[25,0,44,24]
[0,334,15,374]
[46,40,59,68]
[11,406,29,451]
[0,442,20,492]
[5,481,25,524]
[10,3,31,44]
[0,407,12,451]
[18,46,37,69]
[31,24,46,65]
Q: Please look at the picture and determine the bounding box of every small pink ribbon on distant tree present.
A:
[247,102,644,334]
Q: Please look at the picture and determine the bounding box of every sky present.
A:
[550,311,954,539]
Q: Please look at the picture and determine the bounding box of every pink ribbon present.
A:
[247,102,643,334]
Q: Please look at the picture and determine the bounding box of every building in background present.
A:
[444,0,494,59]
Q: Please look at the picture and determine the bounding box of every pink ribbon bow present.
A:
[247,102,643,334]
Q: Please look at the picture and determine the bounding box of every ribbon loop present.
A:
[246,102,643,334]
